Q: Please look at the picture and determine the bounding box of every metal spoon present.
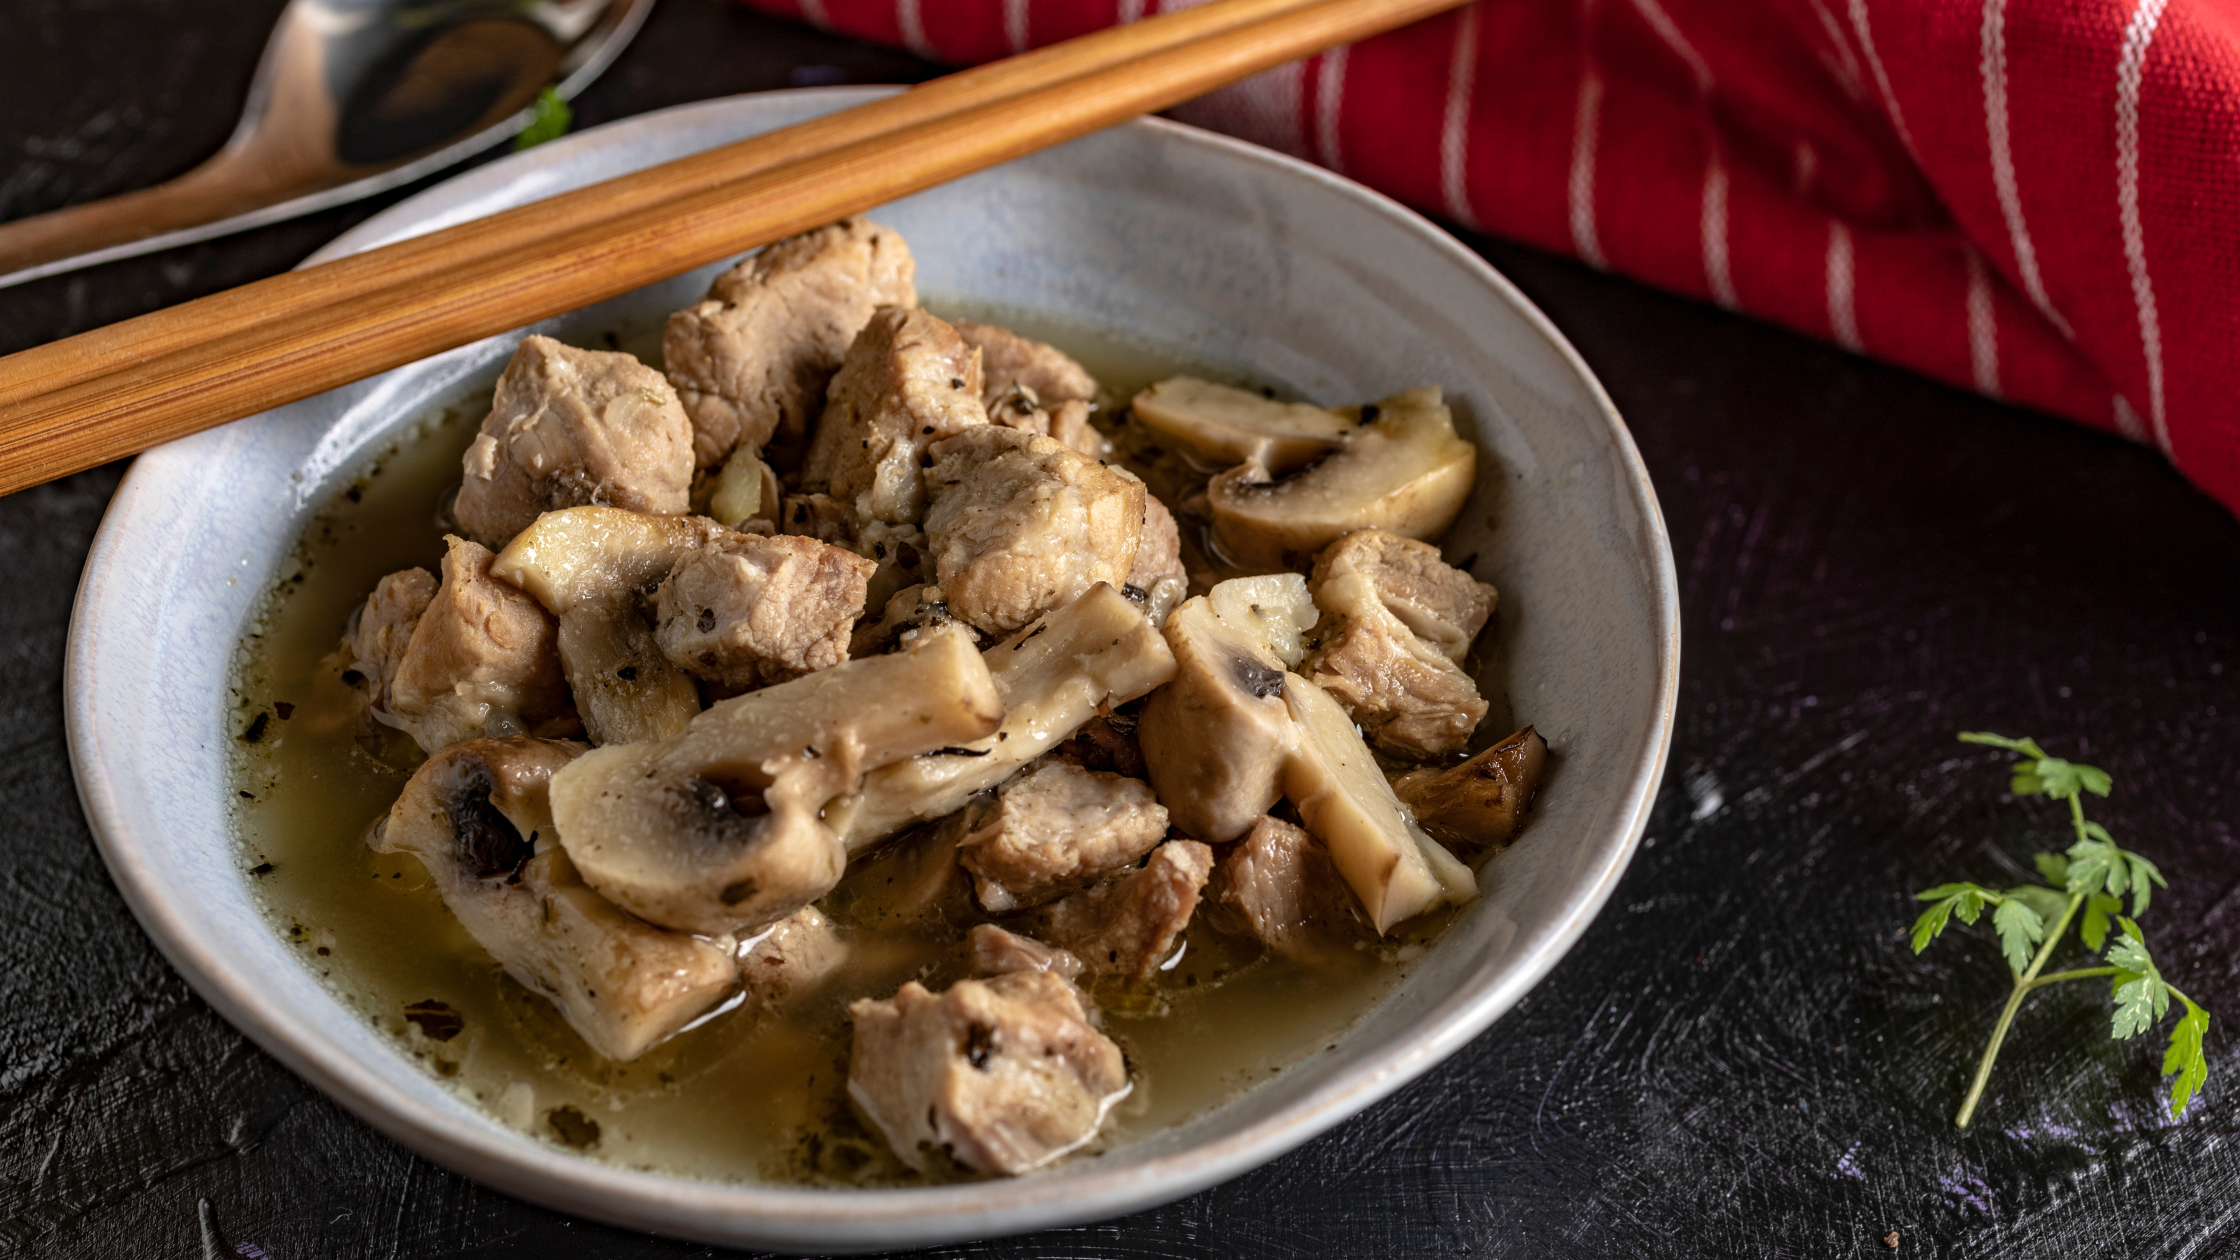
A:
[0,0,654,290]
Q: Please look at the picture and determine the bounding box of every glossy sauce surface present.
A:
[229,302,1451,1185]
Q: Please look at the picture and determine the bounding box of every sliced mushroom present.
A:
[1279,671,1476,933]
[492,506,734,745]
[1137,575,1318,843]
[371,737,737,1061]
[1207,387,1476,570]
[1129,377,1354,473]
[547,624,1001,935]
[836,582,1176,853]
[1391,725,1548,850]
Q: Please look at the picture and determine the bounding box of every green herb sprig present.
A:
[514,86,573,151]
[1911,732,2210,1128]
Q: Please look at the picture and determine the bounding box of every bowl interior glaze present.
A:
[66,88,1677,1252]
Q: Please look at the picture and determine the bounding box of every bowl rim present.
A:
[65,87,1679,1251]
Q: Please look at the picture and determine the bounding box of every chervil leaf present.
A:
[1992,898,2046,974]
[2065,838,2117,899]
[2079,893,2122,953]
[1959,731,2048,759]
[2108,918,2170,1040]
[513,86,572,151]
[2010,769,2047,797]
[2034,852,2071,886]
[2031,758,2107,801]
[2126,852,2167,917]
[2077,765,2113,798]
[1911,884,1995,953]
[2163,1000,2211,1116]
[2081,821,2115,845]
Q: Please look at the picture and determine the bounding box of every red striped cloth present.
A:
[745,0,2240,517]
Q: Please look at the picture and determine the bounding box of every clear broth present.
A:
[228,300,1453,1185]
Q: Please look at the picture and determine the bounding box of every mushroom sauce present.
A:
[230,296,1508,1186]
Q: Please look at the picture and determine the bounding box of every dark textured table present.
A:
[5,3,2238,1257]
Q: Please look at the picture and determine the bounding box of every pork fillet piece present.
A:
[921,426,1144,636]
[454,335,695,550]
[654,532,874,691]
[955,760,1170,912]
[1024,839,1213,980]
[1300,529,1497,756]
[800,306,988,526]
[848,970,1127,1175]
[1208,814,1369,963]
[664,218,917,465]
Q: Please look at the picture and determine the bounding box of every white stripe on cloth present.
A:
[1629,0,1731,307]
[2116,0,2172,455]
[1848,0,1921,163]
[2113,395,2150,443]
[1826,222,1862,351]
[896,0,936,60]
[1570,68,1607,268]
[1965,248,2000,396]
[1003,0,1030,53]
[1441,4,1483,227]
[1315,46,1350,174]
[796,0,828,27]
[1805,0,1868,103]
[1981,0,2074,340]
[1118,0,1146,24]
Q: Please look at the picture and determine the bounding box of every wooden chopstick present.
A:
[0,0,1470,496]
[0,0,1339,407]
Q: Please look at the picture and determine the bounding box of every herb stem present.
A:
[2025,966,2118,991]
[1955,891,2083,1129]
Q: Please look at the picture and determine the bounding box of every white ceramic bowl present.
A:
[67,89,1678,1252]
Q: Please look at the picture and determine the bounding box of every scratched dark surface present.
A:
[5,2,2240,1257]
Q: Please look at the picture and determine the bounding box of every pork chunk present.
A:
[1300,530,1495,757]
[955,321,1098,407]
[664,218,917,465]
[922,427,1144,636]
[1209,815,1369,963]
[967,924,1085,982]
[739,905,849,1009]
[455,335,695,550]
[654,532,874,691]
[372,738,737,1061]
[801,306,988,525]
[1025,839,1213,980]
[1125,491,1188,626]
[955,760,1170,912]
[363,536,575,754]
[350,566,439,699]
[848,970,1127,1175]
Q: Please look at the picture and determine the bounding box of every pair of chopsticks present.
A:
[0,0,1472,498]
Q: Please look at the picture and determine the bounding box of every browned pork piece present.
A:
[653,532,873,692]
[350,536,574,754]
[848,969,1127,1175]
[967,924,1085,982]
[1391,725,1548,849]
[493,507,735,745]
[800,306,988,525]
[1300,530,1497,757]
[454,335,695,550]
[1208,387,1475,570]
[371,738,737,1061]
[1208,815,1369,964]
[664,218,917,466]
[738,905,850,1010]
[1125,492,1189,626]
[954,760,1171,912]
[837,583,1175,853]
[921,427,1144,636]
[956,320,1098,407]
[1025,839,1213,980]
[1137,575,1318,843]
[547,625,1002,936]
[956,320,1111,461]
